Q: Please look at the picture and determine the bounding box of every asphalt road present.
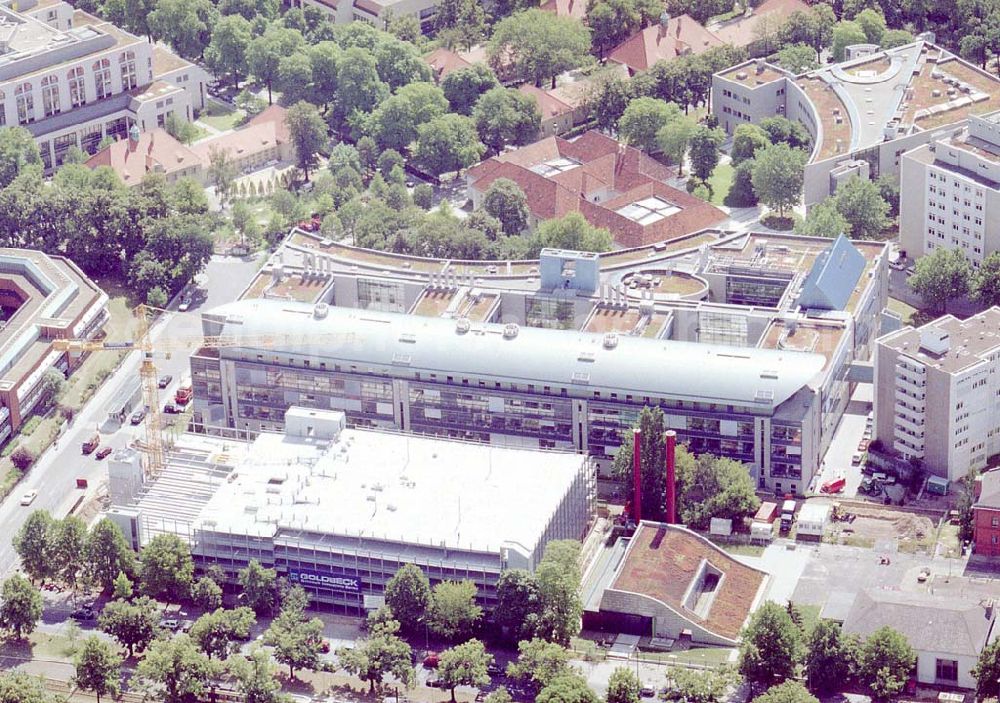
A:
[0,254,262,578]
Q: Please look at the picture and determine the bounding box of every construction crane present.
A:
[53,304,356,478]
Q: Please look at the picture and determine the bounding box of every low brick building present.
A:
[974,470,1000,557]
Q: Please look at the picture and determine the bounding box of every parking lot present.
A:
[812,385,873,498]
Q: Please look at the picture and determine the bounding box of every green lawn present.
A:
[643,647,734,667]
[62,293,138,410]
[198,101,246,132]
[706,162,734,206]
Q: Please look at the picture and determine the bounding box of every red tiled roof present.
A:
[518,84,573,120]
[424,48,473,79]
[612,523,766,640]
[191,106,289,163]
[540,0,587,20]
[608,15,723,73]
[246,104,290,143]
[84,128,199,185]
[711,0,811,46]
[467,130,727,247]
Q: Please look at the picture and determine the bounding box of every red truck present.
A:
[175,387,192,405]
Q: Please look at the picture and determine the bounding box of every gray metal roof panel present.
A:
[204,300,826,409]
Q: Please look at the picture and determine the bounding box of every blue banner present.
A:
[288,569,362,594]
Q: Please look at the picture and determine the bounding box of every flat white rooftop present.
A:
[193,426,586,555]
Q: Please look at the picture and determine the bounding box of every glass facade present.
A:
[725,273,792,307]
[770,423,803,479]
[358,279,405,312]
[525,297,575,329]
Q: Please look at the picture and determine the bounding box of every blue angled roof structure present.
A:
[797,234,865,311]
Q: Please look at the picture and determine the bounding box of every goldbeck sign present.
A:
[288,569,362,594]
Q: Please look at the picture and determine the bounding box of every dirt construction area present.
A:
[838,505,934,541]
[825,502,954,555]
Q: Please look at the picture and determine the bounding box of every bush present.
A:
[689,182,711,201]
[146,287,168,308]
[10,446,35,472]
[20,417,41,437]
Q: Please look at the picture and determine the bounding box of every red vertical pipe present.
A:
[665,430,677,524]
[632,428,642,523]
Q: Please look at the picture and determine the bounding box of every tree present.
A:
[384,564,431,632]
[488,10,591,88]
[688,125,724,183]
[0,671,53,703]
[370,82,449,151]
[439,639,492,703]
[189,607,255,659]
[374,38,432,90]
[909,247,972,313]
[275,51,315,105]
[611,406,669,520]
[228,648,284,703]
[85,519,137,592]
[0,126,41,189]
[14,510,56,584]
[74,636,122,703]
[0,574,42,639]
[483,179,529,236]
[413,183,434,209]
[442,64,500,115]
[285,101,327,181]
[586,71,633,131]
[876,175,899,219]
[429,580,482,640]
[536,673,599,703]
[435,0,487,47]
[192,577,223,611]
[859,627,915,702]
[752,681,819,703]
[495,570,542,642]
[619,97,682,154]
[805,619,857,694]
[248,26,305,104]
[535,540,582,645]
[37,368,66,412]
[880,28,914,48]
[332,48,389,127]
[147,0,217,60]
[606,667,641,703]
[831,21,867,61]
[204,14,252,88]
[777,44,819,73]
[98,596,159,656]
[852,8,886,44]
[973,637,1000,699]
[751,143,806,218]
[739,601,802,692]
[832,176,888,239]
[506,638,571,690]
[263,587,325,678]
[668,668,730,703]
[536,212,612,253]
[54,515,87,590]
[760,117,811,150]
[136,636,218,703]
[10,446,35,472]
[139,534,194,602]
[413,114,484,176]
[171,177,208,215]
[587,0,660,55]
[656,116,695,176]
[112,572,134,601]
[677,454,760,529]
[472,87,541,154]
[973,251,1000,306]
[795,199,849,238]
[208,147,237,207]
[238,560,279,616]
[338,617,415,693]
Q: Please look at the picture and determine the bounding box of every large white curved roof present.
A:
[204,300,826,409]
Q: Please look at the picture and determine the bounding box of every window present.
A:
[935,659,958,682]
[67,67,86,107]
[992,516,999,527]
[41,75,59,117]
[93,58,112,100]
[0,90,6,127]
[120,51,137,90]
[15,83,34,124]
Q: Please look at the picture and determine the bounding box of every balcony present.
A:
[895,373,926,394]
[895,359,926,378]
[896,413,925,434]
[895,389,925,409]
[894,438,925,458]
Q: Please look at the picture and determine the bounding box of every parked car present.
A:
[425,678,446,689]
[178,297,191,312]
[161,619,180,631]
[72,606,95,620]
[821,477,846,494]
[640,687,656,698]
[96,446,113,460]
[130,408,146,425]
[917,566,931,582]
[20,489,38,506]
[319,639,331,653]
[851,452,865,466]
[158,374,173,389]
[81,434,100,454]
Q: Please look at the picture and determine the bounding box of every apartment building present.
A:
[899,112,1000,267]
[873,308,1000,482]
[291,0,438,34]
[0,0,206,172]
[711,41,1000,204]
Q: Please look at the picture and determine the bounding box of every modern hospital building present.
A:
[189,227,893,496]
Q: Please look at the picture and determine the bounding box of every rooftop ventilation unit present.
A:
[603,333,619,349]
[503,323,519,339]
[313,303,328,319]
[735,71,748,80]
[455,318,471,334]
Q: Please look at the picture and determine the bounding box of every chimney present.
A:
[632,428,642,523]
[986,599,995,621]
[665,430,677,524]
[676,16,682,37]
[127,123,140,152]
